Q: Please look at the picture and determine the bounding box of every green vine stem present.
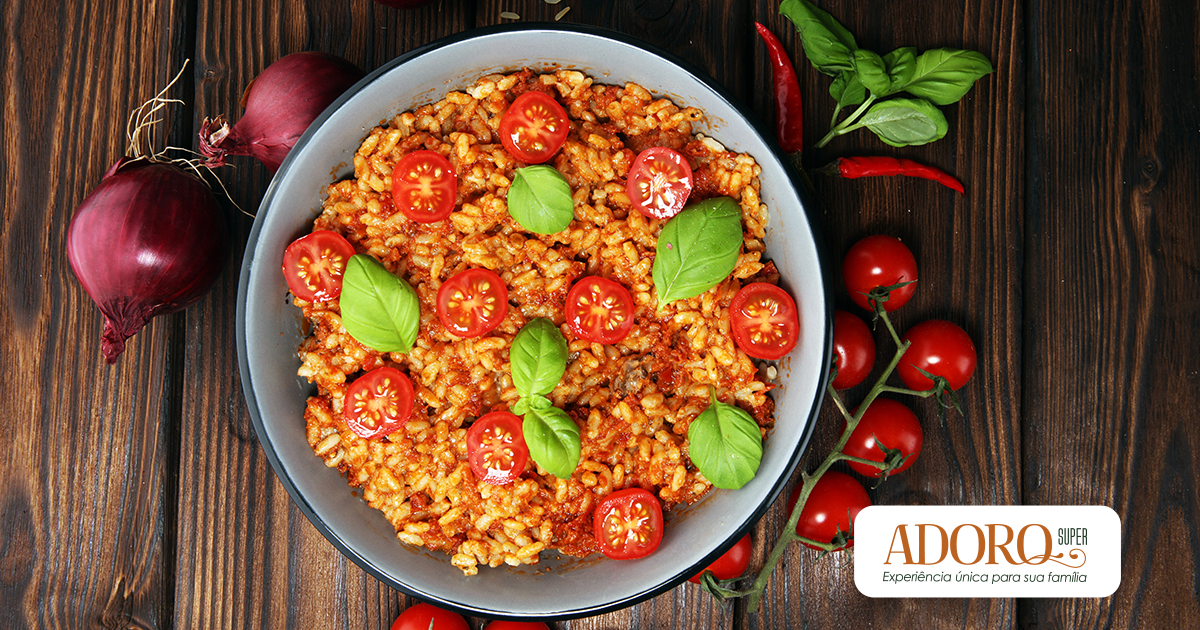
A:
[815,94,877,149]
[703,296,949,612]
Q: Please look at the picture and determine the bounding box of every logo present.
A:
[854,505,1120,597]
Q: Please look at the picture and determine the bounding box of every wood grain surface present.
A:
[1,0,1196,628]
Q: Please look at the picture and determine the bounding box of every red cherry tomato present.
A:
[282,230,356,302]
[499,91,569,164]
[627,146,694,220]
[688,532,752,583]
[842,398,923,477]
[466,411,530,485]
[390,603,469,630]
[565,276,636,344]
[392,150,457,223]
[898,320,977,391]
[593,487,664,560]
[729,282,800,360]
[787,471,871,550]
[484,622,551,630]
[344,367,414,440]
[842,235,918,312]
[831,310,875,389]
[436,268,509,337]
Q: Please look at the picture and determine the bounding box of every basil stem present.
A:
[339,254,421,353]
[687,389,763,490]
[652,197,743,309]
[507,165,575,234]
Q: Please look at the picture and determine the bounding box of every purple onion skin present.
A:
[67,159,229,364]
[199,52,365,173]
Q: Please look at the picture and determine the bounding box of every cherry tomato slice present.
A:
[842,398,923,477]
[787,471,871,550]
[729,282,800,360]
[688,532,752,583]
[466,411,530,485]
[392,150,457,223]
[831,310,876,389]
[344,366,414,440]
[436,268,509,338]
[499,91,569,164]
[898,319,977,391]
[565,276,636,345]
[842,235,918,312]
[593,487,664,560]
[390,603,469,630]
[626,147,694,220]
[282,230,355,302]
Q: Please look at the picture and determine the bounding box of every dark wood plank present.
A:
[1023,0,1200,627]
[0,1,193,628]
[174,1,472,628]
[739,1,1023,627]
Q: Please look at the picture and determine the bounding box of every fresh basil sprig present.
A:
[340,254,421,353]
[507,165,575,234]
[780,0,992,148]
[510,317,569,398]
[522,404,582,479]
[652,197,743,309]
[687,389,763,490]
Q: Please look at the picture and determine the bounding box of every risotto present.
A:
[292,68,779,575]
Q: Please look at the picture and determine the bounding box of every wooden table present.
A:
[6,0,1197,627]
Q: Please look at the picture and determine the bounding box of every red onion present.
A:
[67,158,228,363]
[199,52,365,173]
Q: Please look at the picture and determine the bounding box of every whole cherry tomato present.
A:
[898,319,977,391]
[729,282,800,360]
[831,310,875,389]
[842,235,918,312]
[688,532,752,583]
[842,398,923,477]
[787,471,871,550]
[282,230,356,302]
[344,367,414,440]
[499,91,569,164]
[392,150,458,223]
[593,487,664,560]
[390,603,469,630]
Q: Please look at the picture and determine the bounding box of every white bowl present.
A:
[237,23,831,619]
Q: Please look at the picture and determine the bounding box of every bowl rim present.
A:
[236,21,833,620]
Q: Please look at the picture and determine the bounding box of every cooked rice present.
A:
[294,69,777,575]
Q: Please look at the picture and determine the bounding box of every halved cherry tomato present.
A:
[787,471,871,550]
[593,487,664,560]
[842,398,923,477]
[436,268,509,338]
[730,282,800,360]
[564,276,636,344]
[390,603,469,630]
[842,235,918,312]
[466,411,529,485]
[344,366,414,440]
[831,310,876,389]
[626,146,694,220]
[499,91,569,164]
[392,150,457,223]
[282,230,355,302]
[688,532,752,583]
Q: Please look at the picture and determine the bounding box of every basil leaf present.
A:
[687,392,763,490]
[652,197,743,308]
[340,254,420,353]
[883,47,919,91]
[510,318,568,398]
[523,404,581,479]
[780,0,857,76]
[857,97,949,147]
[830,70,866,107]
[853,49,892,97]
[897,48,994,106]
[512,394,551,416]
[507,165,574,234]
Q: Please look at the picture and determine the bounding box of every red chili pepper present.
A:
[755,22,804,155]
[821,156,965,196]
